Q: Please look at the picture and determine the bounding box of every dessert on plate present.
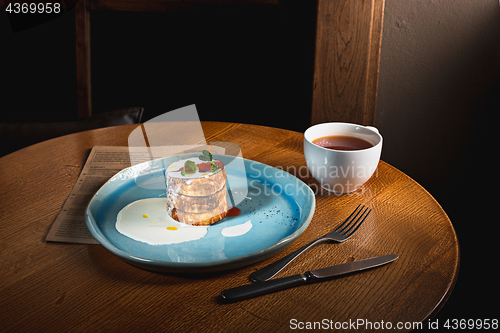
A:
[165,151,228,226]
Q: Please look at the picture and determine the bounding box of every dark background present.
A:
[2,3,316,132]
[1,2,498,330]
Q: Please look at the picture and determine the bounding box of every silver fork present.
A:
[249,204,372,282]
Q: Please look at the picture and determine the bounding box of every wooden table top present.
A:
[0,122,459,332]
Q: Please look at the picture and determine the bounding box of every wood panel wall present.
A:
[311,0,385,126]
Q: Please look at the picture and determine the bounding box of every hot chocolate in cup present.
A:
[304,122,383,194]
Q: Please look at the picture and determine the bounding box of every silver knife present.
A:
[221,254,398,302]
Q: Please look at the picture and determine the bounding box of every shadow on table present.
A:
[85,243,240,283]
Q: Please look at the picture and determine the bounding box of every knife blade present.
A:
[221,254,398,302]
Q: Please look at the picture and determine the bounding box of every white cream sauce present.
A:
[221,220,253,237]
[116,198,252,245]
[116,198,208,245]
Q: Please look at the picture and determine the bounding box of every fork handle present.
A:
[249,237,327,282]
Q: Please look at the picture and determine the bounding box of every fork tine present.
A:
[334,204,363,233]
[342,206,372,238]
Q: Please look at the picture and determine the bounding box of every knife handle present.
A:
[249,238,326,282]
[221,273,309,302]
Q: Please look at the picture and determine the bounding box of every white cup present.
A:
[304,122,383,194]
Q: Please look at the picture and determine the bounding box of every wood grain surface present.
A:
[311,0,384,126]
[0,122,458,332]
[75,0,92,118]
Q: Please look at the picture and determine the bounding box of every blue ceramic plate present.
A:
[85,154,315,273]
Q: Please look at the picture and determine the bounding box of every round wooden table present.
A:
[0,122,459,332]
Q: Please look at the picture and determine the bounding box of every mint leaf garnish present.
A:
[197,150,221,173]
[211,162,220,173]
[181,160,198,176]
[199,150,212,161]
